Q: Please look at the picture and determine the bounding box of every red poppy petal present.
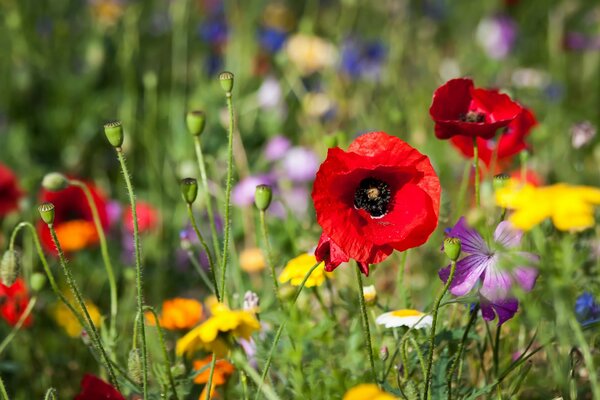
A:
[75,374,125,400]
[470,88,523,124]
[429,78,474,121]
[315,234,350,272]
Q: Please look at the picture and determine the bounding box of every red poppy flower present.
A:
[312,132,440,275]
[124,200,159,233]
[0,163,23,217]
[37,181,109,254]
[75,374,125,400]
[429,78,523,140]
[449,107,537,168]
[0,279,33,327]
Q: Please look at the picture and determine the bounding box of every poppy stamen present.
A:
[354,178,391,218]
[460,111,485,123]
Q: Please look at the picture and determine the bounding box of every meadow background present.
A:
[0,0,599,398]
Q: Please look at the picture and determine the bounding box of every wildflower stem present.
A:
[115,149,148,397]
[193,135,222,266]
[355,265,377,384]
[255,262,322,399]
[259,210,282,310]
[0,296,36,355]
[0,376,8,400]
[396,251,408,308]
[493,325,501,377]
[48,224,119,390]
[144,306,179,400]
[205,353,217,400]
[447,304,479,399]
[424,259,457,400]
[187,249,216,294]
[219,91,235,302]
[43,388,57,400]
[69,179,118,344]
[473,137,480,207]
[187,203,220,301]
[233,351,281,400]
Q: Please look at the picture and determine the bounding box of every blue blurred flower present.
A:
[575,292,600,323]
[258,27,288,54]
[199,18,228,46]
[340,38,386,80]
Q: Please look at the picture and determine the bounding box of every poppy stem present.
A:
[396,251,408,308]
[205,353,217,400]
[473,137,480,207]
[144,306,179,400]
[115,149,148,398]
[447,304,479,399]
[69,179,118,347]
[43,388,57,400]
[355,264,377,384]
[0,376,8,400]
[259,210,282,310]
[193,135,222,267]
[0,296,37,355]
[219,90,235,302]
[424,259,457,400]
[187,203,220,301]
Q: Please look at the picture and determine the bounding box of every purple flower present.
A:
[439,217,539,325]
[281,147,319,182]
[476,14,517,60]
[232,175,276,207]
[264,135,291,161]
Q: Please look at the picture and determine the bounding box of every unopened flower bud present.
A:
[1,250,20,286]
[180,178,199,204]
[81,329,91,346]
[219,71,234,94]
[493,173,510,191]
[444,237,462,261]
[254,184,272,211]
[363,285,377,306]
[243,291,260,315]
[42,172,69,191]
[128,348,143,385]
[186,110,206,137]
[324,134,338,148]
[379,345,389,361]
[103,120,124,148]
[38,202,55,225]
[30,272,46,292]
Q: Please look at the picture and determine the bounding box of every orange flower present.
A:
[146,298,203,330]
[193,356,235,399]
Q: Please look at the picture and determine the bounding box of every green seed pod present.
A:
[443,237,462,262]
[218,71,234,94]
[180,178,199,204]
[38,202,55,225]
[186,110,206,137]
[103,120,124,148]
[30,272,47,292]
[42,172,69,192]
[254,184,273,211]
[493,173,511,191]
[1,250,20,287]
[128,348,143,385]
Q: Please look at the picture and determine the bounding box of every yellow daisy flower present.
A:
[343,384,397,400]
[278,253,328,288]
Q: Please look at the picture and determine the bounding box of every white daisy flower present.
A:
[375,309,432,329]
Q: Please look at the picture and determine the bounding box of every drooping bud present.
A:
[103,120,124,148]
[30,272,47,292]
[363,285,377,306]
[186,110,206,137]
[42,172,70,192]
[38,202,55,225]
[243,291,260,315]
[1,250,20,286]
[493,173,510,191]
[128,348,143,385]
[218,71,234,94]
[443,237,462,262]
[379,345,389,361]
[180,178,199,204]
[254,184,272,211]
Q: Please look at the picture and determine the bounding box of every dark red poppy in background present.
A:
[312,132,440,275]
[37,182,109,254]
[0,279,32,327]
[429,78,523,140]
[124,200,160,233]
[75,374,125,400]
[450,107,537,168]
[0,163,23,217]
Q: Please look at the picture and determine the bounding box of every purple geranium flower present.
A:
[439,217,539,325]
[281,147,319,182]
[264,135,291,161]
[232,174,276,207]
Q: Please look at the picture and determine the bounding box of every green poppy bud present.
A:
[1,250,20,287]
[254,184,272,211]
[180,178,199,204]
[493,173,510,191]
[128,348,143,385]
[218,71,234,94]
[30,272,47,292]
[38,202,55,225]
[443,237,462,262]
[103,120,124,148]
[42,172,69,192]
[186,110,206,137]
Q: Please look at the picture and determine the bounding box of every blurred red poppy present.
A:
[0,163,23,217]
[0,278,33,327]
[429,78,522,140]
[124,201,159,233]
[74,374,125,400]
[37,181,109,254]
[312,132,440,275]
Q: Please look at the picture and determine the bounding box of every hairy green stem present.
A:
[424,259,457,399]
[205,353,217,400]
[259,210,281,310]
[355,264,377,383]
[447,304,479,399]
[0,376,8,400]
[186,249,216,293]
[0,297,37,355]
[48,225,119,389]
[408,335,427,379]
[144,306,178,400]
[43,388,57,400]
[187,203,220,301]
[69,179,118,343]
[219,93,235,300]
[193,136,222,267]
[115,149,148,397]
[473,137,480,207]
[396,251,408,308]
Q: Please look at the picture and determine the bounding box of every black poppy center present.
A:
[459,111,485,123]
[353,178,391,218]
